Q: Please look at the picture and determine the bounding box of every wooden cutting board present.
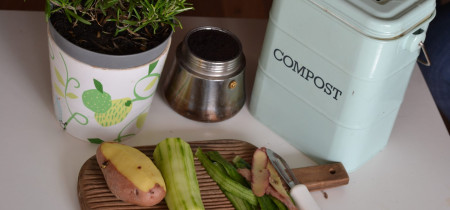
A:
[78,139,349,209]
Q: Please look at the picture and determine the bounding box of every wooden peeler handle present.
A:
[292,162,349,191]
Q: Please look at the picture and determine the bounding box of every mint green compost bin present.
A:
[250,0,436,172]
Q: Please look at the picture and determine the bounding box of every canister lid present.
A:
[308,0,435,39]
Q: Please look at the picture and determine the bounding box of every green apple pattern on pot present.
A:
[82,83,112,114]
[51,48,161,143]
[82,79,133,127]
[83,61,161,143]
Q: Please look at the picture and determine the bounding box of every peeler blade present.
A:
[266,148,300,189]
[266,148,322,210]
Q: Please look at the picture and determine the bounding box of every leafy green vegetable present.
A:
[257,195,278,210]
[207,151,248,186]
[270,196,289,210]
[232,155,252,169]
[213,162,256,210]
[195,148,258,206]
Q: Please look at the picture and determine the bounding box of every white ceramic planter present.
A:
[48,23,171,143]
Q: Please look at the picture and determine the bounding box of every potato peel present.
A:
[251,148,270,197]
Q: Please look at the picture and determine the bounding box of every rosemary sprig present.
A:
[45,0,193,35]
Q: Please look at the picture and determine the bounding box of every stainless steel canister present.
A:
[165,26,246,122]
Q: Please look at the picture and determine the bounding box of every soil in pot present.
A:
[50,12,172,55]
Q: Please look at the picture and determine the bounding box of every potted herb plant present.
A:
[46,0,192,143]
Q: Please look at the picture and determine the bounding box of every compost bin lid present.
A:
[308,0,435,39]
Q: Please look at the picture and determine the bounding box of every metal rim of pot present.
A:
[176,26,246,79]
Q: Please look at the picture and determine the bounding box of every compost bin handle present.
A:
[417,41,431,67]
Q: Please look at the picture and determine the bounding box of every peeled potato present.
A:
[96,142,166,207]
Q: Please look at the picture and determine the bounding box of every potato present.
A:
[96,142,166,207]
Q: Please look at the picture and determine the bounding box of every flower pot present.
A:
[48,22,171,143]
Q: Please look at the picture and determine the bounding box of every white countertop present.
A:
[0,10,449,210]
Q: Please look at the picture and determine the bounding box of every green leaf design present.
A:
[55,67,65,87]
[144,77,158,91]
[54,83,64,97]
[88,138,104,144]
[148,60,158,74]
[136,112,148,129]
[49,44,55,60]
[93,79,103,93]
[66,93,78,99]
